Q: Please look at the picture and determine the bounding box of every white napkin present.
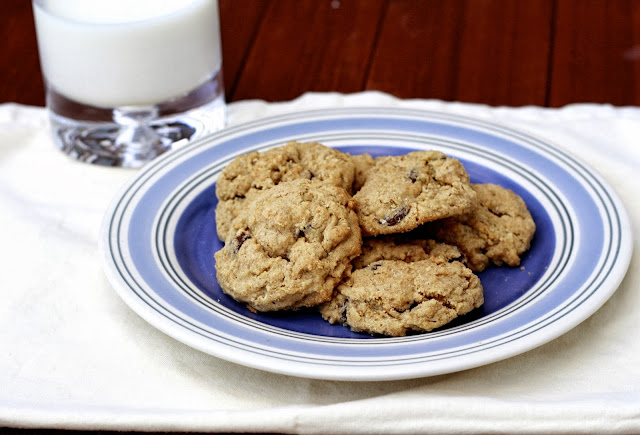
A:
[1,92,639,434]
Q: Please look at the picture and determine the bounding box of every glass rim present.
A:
[32,0,217,27]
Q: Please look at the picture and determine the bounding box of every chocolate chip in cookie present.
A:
[215,178,362,312]
[353,150,477,236]
[215,141,356,241]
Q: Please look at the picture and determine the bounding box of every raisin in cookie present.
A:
[214,179,361,312]
[215,141,356,241]
[319,258,484,337]
[353,151,477,236]
[434,183,536,272]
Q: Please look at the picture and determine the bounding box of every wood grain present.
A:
[219,0,272,101]
[2,0,640,109]
[231,0,385,102]
[366,0,554,106]
[549,0,640,106]
[0,1,44,106]
[366,0,465,101]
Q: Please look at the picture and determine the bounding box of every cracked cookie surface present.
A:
[215,141,356,241]
[214,179,362,312]
[353,150,477,236]
[352,235,462,270]
[434,183,536,272]
[319,257,484,337]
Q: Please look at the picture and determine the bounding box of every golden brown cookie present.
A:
[352,235,462,270]
[348,152,376,192]
[434,183,536,272]
[215,141,356,241]
[353,150,477,236]
[319,258,484,337]
[214,179,362,312]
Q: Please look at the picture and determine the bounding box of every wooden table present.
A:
[3,0,640,108]
[0,1,638,434]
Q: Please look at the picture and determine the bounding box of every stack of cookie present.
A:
[214,141,536,336]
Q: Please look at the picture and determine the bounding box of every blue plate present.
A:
[100,107,632,380]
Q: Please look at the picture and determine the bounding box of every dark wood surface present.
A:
[4,0,640,109]
[0,0,638,434]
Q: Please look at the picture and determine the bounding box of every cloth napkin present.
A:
[1,91,639,434]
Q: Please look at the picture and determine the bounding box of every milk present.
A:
[33,0,222,108]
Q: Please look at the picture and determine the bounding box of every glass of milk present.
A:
[32,0,226,167]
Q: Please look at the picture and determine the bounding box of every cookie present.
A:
[214,178,362,312]
[214,191,261,244]
[434,183,536,272]
[352,235,462,270]
[353,151,477,236]
[348,152,376,192]
[215,141,356,241]
[319,258,484,337]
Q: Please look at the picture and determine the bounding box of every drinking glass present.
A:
[32,0,226,167]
